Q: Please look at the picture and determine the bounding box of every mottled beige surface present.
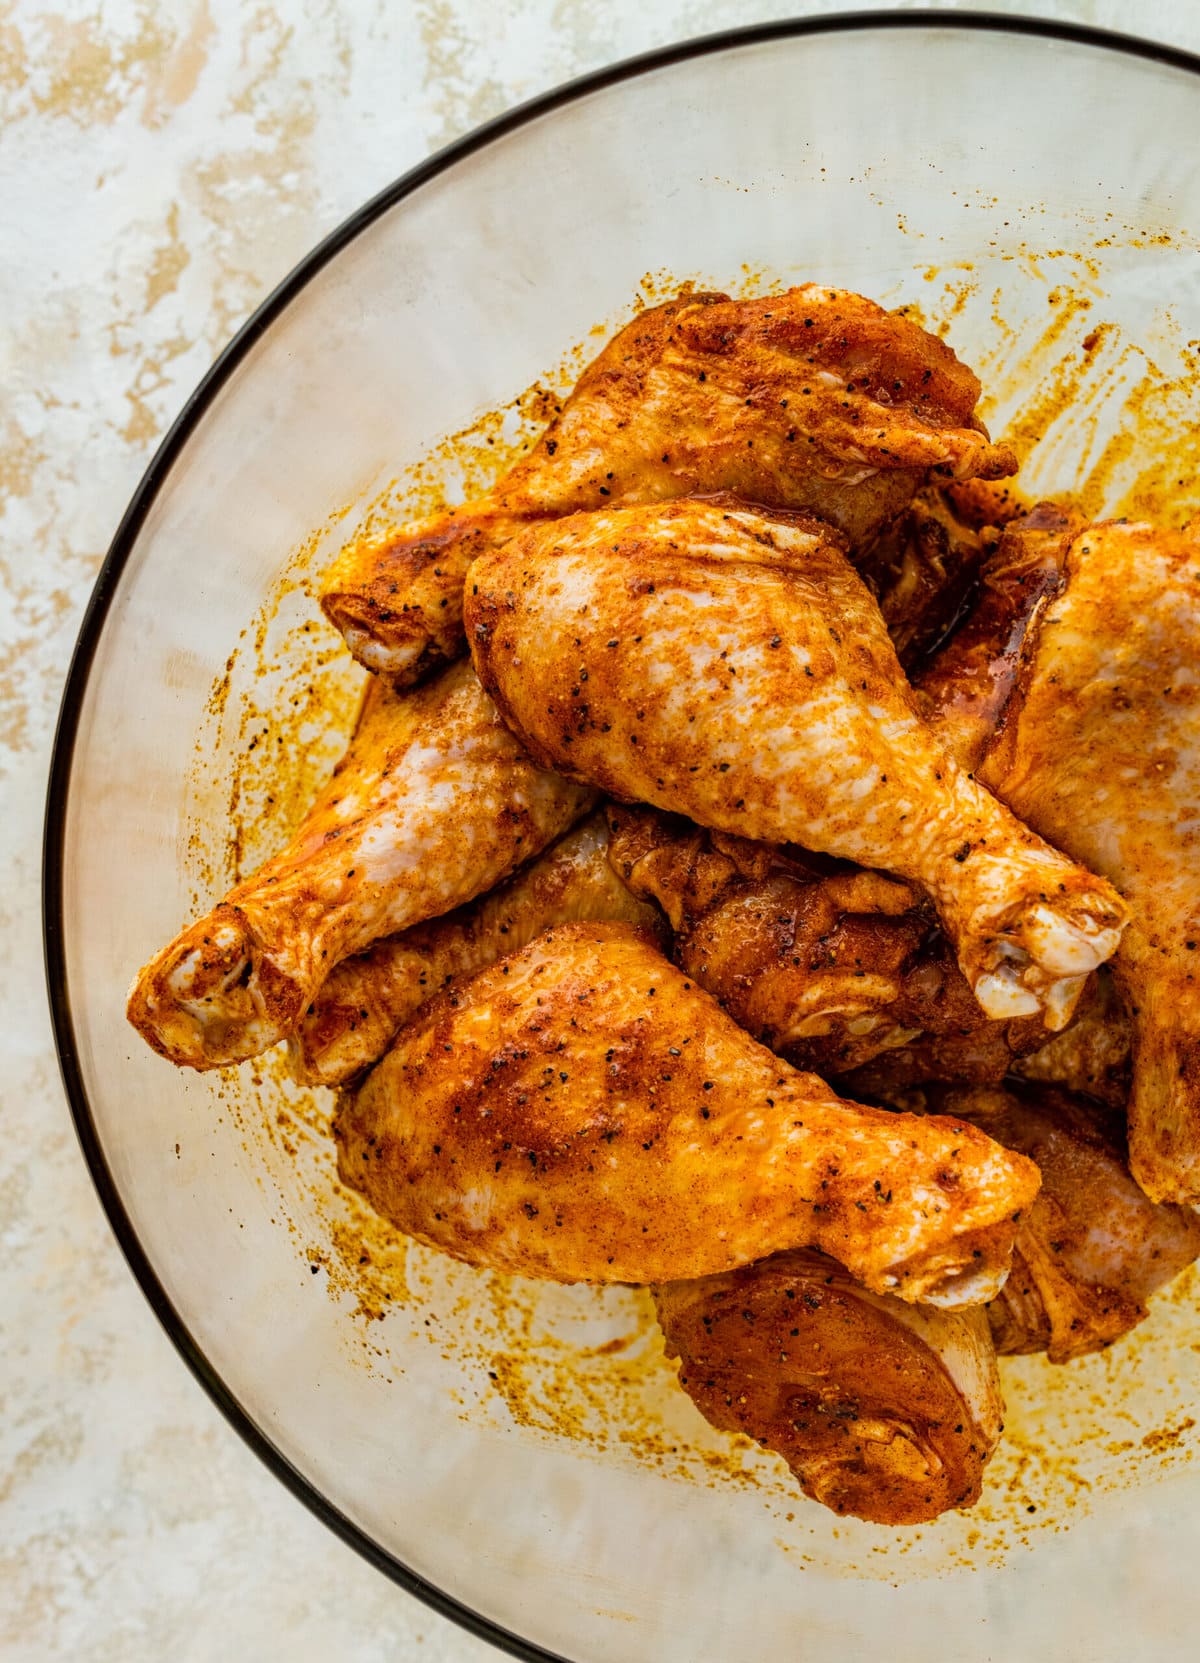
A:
[4,2,1199,1659]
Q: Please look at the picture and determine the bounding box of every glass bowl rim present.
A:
[41,11,1200,1659]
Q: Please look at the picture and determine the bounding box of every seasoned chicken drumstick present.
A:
[127,661,593,1069]
[829,501,1094,1090]
[654,1081,1200,1523]
[980,521,1200,1203]
[322,286,1016,681]
[466,498,1127,1032]
[606,804,1050,1083]
[655,1249,1004,1524]
[290,811,665,1086]
[924,1085,1200,1361]
[335,923,1040,1304]
[601,507,1090,1090]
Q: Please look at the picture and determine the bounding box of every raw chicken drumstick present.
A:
[606,804,1051,1084]
[921,1084,1200,1361]
[600,508,1092,1090]
[827,500,1096,1090]
[979,521,1200,1204]
[653,1081,1200,1524]
[127,660,593,1069]
[465,497,1127,1031]
[335,922,1040,1304]
[321,286,1016,681]
[290,810,666,1086]
[655,1249,1004,1524]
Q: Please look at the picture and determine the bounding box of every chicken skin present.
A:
[655,1249,1003,1524]
[927,1085,1200,1362]
[862,487,999,673]
[653,1082,1200,1523]
[979,521,1200,1203]
[335,923,1040,1304]
[600,510,1085,1086]
[606,804,1047,1082]
[600,503,1099,1088]
[321,286,1016,681]
[290,811,665,1086]
[466,497,1127,1032]
[127,661,593,1069]
[839,983,1094,1100]
[917,501,1083,771]
[822,501,1096,1091]
[1012,969,1131,1108]
[591,508,1083,1090]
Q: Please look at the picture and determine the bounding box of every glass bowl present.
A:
[46,15,1200,1662]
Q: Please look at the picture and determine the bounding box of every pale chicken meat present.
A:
[654,1249,1004,1524]
[321,286,1016,681]
[606,804,1047,1082]
[1012,969,1131,1108]
[335,923,1040,1304]
[290,811,666,1086]
[127,660,594,1069]
[466,497,1127,1032]
[979,521,1200,1203]
[925,1085,1200,1362]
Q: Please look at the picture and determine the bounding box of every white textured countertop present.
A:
[4,2,1198,1658]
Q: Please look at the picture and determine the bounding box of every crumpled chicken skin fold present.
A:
[979,521,1200,1203]
[606,804,1050,1084]
[926,1085,1200,1362]
[917,501,1083,772]
[861,487,999,673]
[127,661,594,1069]
[321,285,1017,681]
[654,1248,1003,1524]
[290,811,666,1087]
[465,497,1127,1032]
[334,923,1040,1304]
